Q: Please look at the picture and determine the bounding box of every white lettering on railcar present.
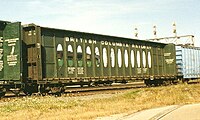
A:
[7,55,17,61]
[141,46,146,49]
[0,61,3,71]
[137,68,142,74]
[89,39,93,44]
[70,37,75,42]
[165,59,174,64]
[5,38,19,66]
[0,37,3,71]
[80,38,83,43]
[143,68,147,73]
[77,67,84,74]
[5,38,19,43]
[75,38,78,42]
[66,37,97,44]
[0,49,3,59]
[7,55,18,66]
[164,53,171,57]
[65,37,153,50]
[66,37,70,41]
[8,61,17,66]
[8,43,16,46]
[68,67,75,74]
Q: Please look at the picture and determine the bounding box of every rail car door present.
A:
[23,25,43,81]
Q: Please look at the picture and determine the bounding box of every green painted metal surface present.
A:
[3,22,21,80]
[22,25,43,81]
[0,21,178,85]
[163,43,177,76]
[37,26,177,81]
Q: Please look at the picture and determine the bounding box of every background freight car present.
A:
[176,45,200,82]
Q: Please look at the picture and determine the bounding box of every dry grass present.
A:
[1,84,200,120]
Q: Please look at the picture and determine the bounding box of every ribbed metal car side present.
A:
[176,46,200,80]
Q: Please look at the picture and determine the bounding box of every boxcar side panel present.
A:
[86,38,96,78]
[94,40,102,78]
[74,38,84,77]
[163,44,176,77]
[110,42,117,78]
[117,46,125,77]
[124,43,131,77]
[42,35,56,78]
[55,37,66,78]
[32,26,178,83]
[176,46,200,79]
[147,47,153,78]
[135,45,142,77]
[130,44,136,78]
[152,47,159,76]
[101,39,110,77]
[3,22,21,80]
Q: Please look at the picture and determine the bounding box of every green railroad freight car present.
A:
[22,24,177,94]
[0,21,177,96]
[0,21,23,96]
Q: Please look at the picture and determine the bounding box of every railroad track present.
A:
[63,82,145,97]
[0,82,145,100]
[65,82,145,93]
[1,80,199,99]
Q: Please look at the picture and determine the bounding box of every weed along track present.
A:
[1,84,200,120]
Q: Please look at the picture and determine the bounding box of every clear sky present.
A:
[1,0,200,46]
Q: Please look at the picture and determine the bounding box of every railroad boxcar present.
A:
[0,21,23,96]
[176,45,200,82]
[0,21,177,96]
